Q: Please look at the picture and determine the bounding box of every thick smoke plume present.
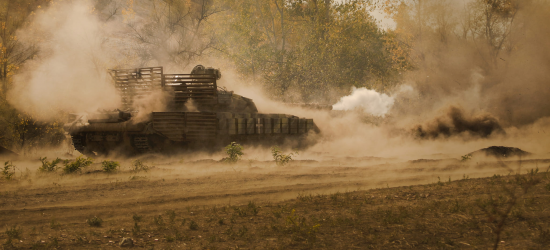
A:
[413,106,504,139]
[8,1,131,120]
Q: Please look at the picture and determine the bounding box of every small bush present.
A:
[63,156,93,174]
[223,142,243,164]
[166,210,176,224]
[132,214,142,223]
[5,226,21,240]
[132,214,142,235]
[2,161,16,180]
[101,160,120,173]
[154,215,165,226]
[39,157,63,172]
[189,220,198,230]
[86,216,103,227]
[271,146,296,166]
[248,201,260,216]
[131,159,150,172]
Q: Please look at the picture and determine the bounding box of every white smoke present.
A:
[332,86,413,116]
[332,87,392,116]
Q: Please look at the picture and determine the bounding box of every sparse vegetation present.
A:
[188,220,198,230]
[86,216,103,227]
[223,142,244,164]
[62,156,93,174]
[477,170,542,250]
[271,146,296,166]
[38,157,63,172]
[101,160,120,173]
[3,225,20,248]
[49,219,60,229]
[1,170,550,249]
[131,159,150,172]
[2,161,15,180]
[4,226,20,239]
[132,214,142,235]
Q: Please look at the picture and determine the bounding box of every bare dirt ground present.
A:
[1,153,549,249]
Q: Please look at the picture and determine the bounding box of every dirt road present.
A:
[2,156,546,229]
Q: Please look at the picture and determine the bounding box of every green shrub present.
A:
[101,160,120,173]
[2,161,16,180]
[131,159,149,172]
[39,157,62,172]
[63,156,93,174]
[223,142,244,164]
[271,146,296,166]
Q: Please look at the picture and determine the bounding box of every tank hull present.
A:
[65,66,320,156]
[67,111,319,156]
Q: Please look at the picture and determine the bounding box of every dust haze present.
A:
[1,3,549,249]
[4,0,550,162]
[9,1,124,120]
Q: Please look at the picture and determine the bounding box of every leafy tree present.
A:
[0,0,46,98]
[214,0,409,103]
[0,1,63,154]
[122,0,222,68]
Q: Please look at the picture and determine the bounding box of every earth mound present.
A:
[469,146,530,158]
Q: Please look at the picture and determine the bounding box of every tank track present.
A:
[71,135,86,154]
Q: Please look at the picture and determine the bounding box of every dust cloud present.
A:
[389,0,550,133]
[4,0,549,163]
[221,0,550,159]
[8,1,128,120]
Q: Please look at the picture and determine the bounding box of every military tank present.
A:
[63,65,320,156]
